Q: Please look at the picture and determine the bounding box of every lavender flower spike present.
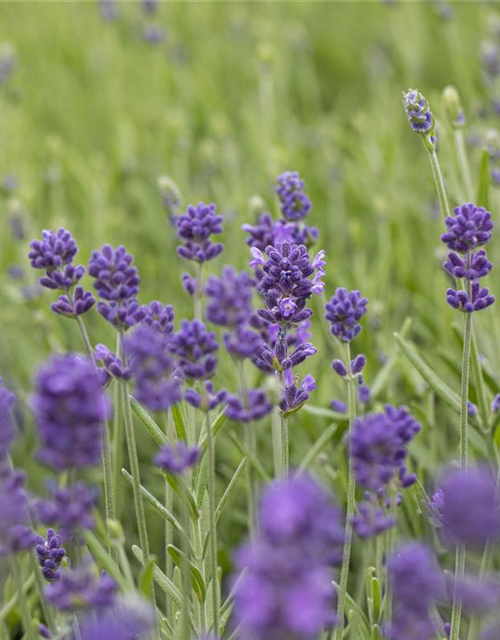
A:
[325,288,368,342]
[44,563,117,612]
[154,442,200,475]
[276,171,312,221]
[402,89,435,136]
[35,529,67,582]
[168,319,219,380]
[175,202,224,263]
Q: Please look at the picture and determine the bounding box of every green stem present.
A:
[205,410,220,635]
[271,409,283,479]
[333,343,357,640]
[165,411,175,615]
[454,129,474,202]
[426,147,451,219]
[280,410,289,479]
[180,483,193,640]
[237,360,258,536]
[194,263,204,321]
[10,557,34,640]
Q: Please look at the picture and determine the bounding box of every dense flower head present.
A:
[185,380,227,411]
[88,244,140,301]
[31,355,111,471]
[350,405,420,491]
[352,498,396,539]
[142,300,175,336]
[387,543,443,640]
[97,297,146,330]
[206,267,254,328]
[242,213,295,252]
[234,475,343,640]
[154,442,201,475]
[432,465,500,547]
[254,339,317,374]
[51,286,95,318]
[175,202,224,263]
[78,594,155,640]
[280,372,316,416]
[441,203,494,253]
[325,288,368,342]
[254,242,324,326]
[443,249,492,280]
[28,228,78,271]
[36,482,98,539]
[225,389,272,423]
[35,529,67,582]
[125,324,182,412]
[95,343,131,381]
[223,325,262,361]
[168,319,219,380]
[45,563,117,612]
[0,378,16,460]
[275,171,312,222]
[446,281,495,313]
[402,88,434,135]
[39,264,85,290]
[0,468,37,555]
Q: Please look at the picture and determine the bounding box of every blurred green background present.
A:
[1,0,500,555]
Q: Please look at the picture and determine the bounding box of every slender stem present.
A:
[113,333,124,518]
[30,552,57,634]
[205,410,220,635]
[194,263,204,321]
[333,343,357,640]
[272,409,283,479]
[165,411,175,615]
[237,360,258,536]
[449,305,473,640]
[280,410,289,479]
[454,129,474,202]
[10,557,34,640]
[75,315,96,366]
[180,483,193,640]
[426,147,451,219]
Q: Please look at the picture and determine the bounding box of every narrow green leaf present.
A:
[132,546,185,616]
[303,405,348,422]
[371,576,381,622]
[0,575,34,623]
[476,149,490,209]
[371,624,384,640]
[298,424,338,473]
[167,544,206,601]
[195,451,209,507]
[470,331,490,429]
[130,396,168,447]
[227,431,271,482]
[172,404,188,443]
[198,408,227,452]
[332,580,370,633]
[371,317,412,400]
[139,556,157,600]
[83,531,128,590]
[121,468,188,542]
[165,473,200,520]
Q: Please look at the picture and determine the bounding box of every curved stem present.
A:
[333,343,357,640]
[205,410,220,635]
[426,147,451,219]
[454,129,474,202]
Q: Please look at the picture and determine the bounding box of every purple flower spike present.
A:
[31,355,110,471]
[446,281,495,313]
[402,89,434,135]
[206,268,254,328]
[175,202,224,263]
[51,286,95,318]
[88,244,140,302]
[37,482,99,539]
[96,298,146,330]
[387,543,443,640]
[39,264,85,290]
[155,442,200,475]
[125,325,181,412]
[243,212,295,252]
[169,319,219,380]
[444,250,492,280]
[142,301,175,336]
[332,359,348,377]
[225,389,272,423]
[275,171,312,222]
[441,203,494,252]
[331,400,347,413]
[185,381,227,412]
[352,500,395,539]
[280,374,316,415]
[35,529,67,582]
[95,344,131,381]
[28,229,78,271]
[325,288,368,342]
[44,563,117,612]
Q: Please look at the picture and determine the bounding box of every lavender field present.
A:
[1,2,500,640]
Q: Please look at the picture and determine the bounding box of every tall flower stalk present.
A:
[324,287,368,639]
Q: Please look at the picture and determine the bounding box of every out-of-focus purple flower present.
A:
[447,574,500,613]
[125,325,181,412]
[444,250,492,280]
[44,564,117,612]
[141,0,158,15]
[1,174,17,192]
[97,298,146,330]
[402,89,434,135]
[223,325,262,361]
[433,466,500,547]
[141,25,166,44]
[88,244,140,302]
[280,373,316,415]
[331,400,347,413]
[51,286,95,318]
[154,442,200,475]
[234,475,343,640]
[446,281,495,313]
[39,624,52,639]
[36,482,98,539]
[352,499,395,539]
[242,213,295,252]
[467,401,476,416]
[358,384,371,404]
[441,204,494,252]
[387,543,443,640]
[98,0,118,21]
[142,301,175,336]
[325,288,368,342]
[31,355,110,471]
[275,171,312,222]
[206,268,254,328]
[0,378,16,460]
[0,468,37,555]
[29,229,78,271]
[492,393,500,412]
[95,344,130,381]
[226,389,272,423]
[0,44,15,87]
[78,594,155,640]
[482,40,500,79]
[185,381,227,412]
[168,319,219,380]
[182,273,198,297]
[35,529,67,583]
[175,202,224,263]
